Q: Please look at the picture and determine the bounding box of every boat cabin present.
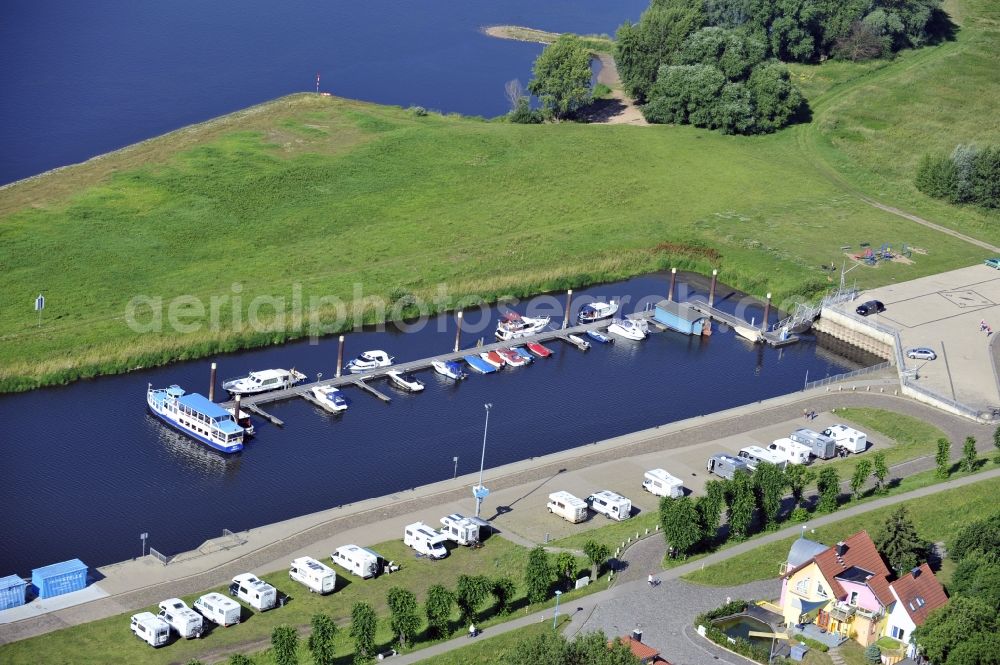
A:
[653,300,706,336]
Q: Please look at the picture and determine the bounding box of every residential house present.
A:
[613,633,665,664]
[885,563,948,658]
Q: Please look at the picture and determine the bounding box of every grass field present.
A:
[413,616,571,665]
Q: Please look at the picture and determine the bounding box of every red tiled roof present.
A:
[613,635,660,661]
[889,563,948,626]
[785,530,895,607]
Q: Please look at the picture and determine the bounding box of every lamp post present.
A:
[553,590,562,628]
[453,456,459,479]
[140,532,148,558]
[473,403,492,518]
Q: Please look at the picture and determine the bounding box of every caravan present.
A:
[403,522,449,559]
[194,592,241,627]
[586,490,633,521]
[822,424,868,454]
[229,573,277,611]
[738,445,787,470]
[767,438,812,465]
[439,514,483,546]
[789,428,837,459]
[131,612,170,647]
[331,545,382,579]
[157,598,203,639]
[547,491,589,523]
[642,468,685,498]
[289,556,338,594]
[706,453,751,480]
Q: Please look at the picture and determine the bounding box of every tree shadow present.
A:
[573,98,630,123]
[925,7,959,44]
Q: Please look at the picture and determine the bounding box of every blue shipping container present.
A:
[0,574,27,610]
[31,559,87,599]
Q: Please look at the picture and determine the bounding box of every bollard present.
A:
[336,335,345,378]
[454,311,463,353]
[761,292,772,332]
[209,362,217,402]
[668,268,676,302]
[655,524,659,531]
[563,289,573,329]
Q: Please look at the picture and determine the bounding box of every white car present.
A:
[906,347,937,360]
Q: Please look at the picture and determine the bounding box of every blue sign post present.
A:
[34,294,45,327]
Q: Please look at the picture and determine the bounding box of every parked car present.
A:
[856,300,885,316]
[906,347,937,360]
[985,258,1000,269]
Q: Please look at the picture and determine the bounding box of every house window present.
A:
[849,591,859,605]
[817,584,828,598]
[891,626,905,641]
[795,578,810,594]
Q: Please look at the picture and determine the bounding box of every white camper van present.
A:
[547,491,589,523]
[587,490,633,521]
[738,445,787,470]
[157,598,203,639]
[289,556,338,594]
[707,453,751,480]
[822,424,868,454]
[229,573,277,611]
[331,545,382,578]
[194,592,241,627]
[131,611,171,647]
[789,428,837,459]
[440,514,481,546]
[767,438,812,465]
[403,522,449,559]
[642,468,685,498]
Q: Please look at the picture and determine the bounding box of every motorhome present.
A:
[789,428,837,459]
[131,612,171,647]
[822,424,868,454]
[157,598,203,639]
[194,592,241,627]
[403,522,449,559]
[642,468,684,498]
[706,453,751,480]
[586,490,633,521]
[546,491,589,523]
[767,438,812,465]
[331,545,382,579]
[738,445,787,470]
[440,514,482,546]
[289,556,338,594]
[229,573,277,611]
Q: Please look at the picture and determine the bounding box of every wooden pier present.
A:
[686,302,799,347]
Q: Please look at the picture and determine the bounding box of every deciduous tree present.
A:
[962,436,978,473]
[696,480,727,544]
[424,585,455,639]
[915,596,998,664]
[783,464,816,509]
[386,587,420,648]
[660,495,703,554]
[871,452,889,495]
[554,552,578,590]
[936,437,951,478]
[308,613,338,665]
[583,540,611,580]
[229,655,255,665]
[525,546,554,604]
[492,576,517,615]
[528,36,593,119]
[455,575,492,625]
[752,462,785,529]
[993,425,1000,464]
[850,458,873,500]
[727,471,757,540]
[349,602,378,664]
[271,625,299,665]
[816,467,840,514]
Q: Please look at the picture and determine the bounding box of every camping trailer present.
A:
[822,424,868,454]
[767,438,812,465]
[131,612,170,647]
[194,592,241,626]
[642,468,685,498]
[157,598,203,639]
[546,491,589,523]
[789,428,837,459]
[586,490,633,521]
[229,573,277,611]
[403,522,449,559]
[331,545,382,578]
[706,453,751,480]
[738,445,787,470]
[439,514,481,546]
[289,556,338,594]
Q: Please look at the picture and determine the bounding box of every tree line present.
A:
[915,144,1000,209]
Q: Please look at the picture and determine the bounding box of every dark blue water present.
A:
[0,274,866,575]
[0,0,648,185]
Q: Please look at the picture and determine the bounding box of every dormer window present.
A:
[849,592,859,605]
[796,577,810,594]
[817,584,827,598]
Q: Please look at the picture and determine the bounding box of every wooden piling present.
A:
[454,312,463,352]
[336,335,344,378]
[668,268,676,302]
[209,362,217,402]
[234,393,241,421]
[704,269,717,336]
[563,289,573,329]
[762,292,772,332]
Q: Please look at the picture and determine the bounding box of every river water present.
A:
[0,273,871,575]
[0,0,649,185]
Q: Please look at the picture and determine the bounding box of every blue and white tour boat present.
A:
[147,385,245,453]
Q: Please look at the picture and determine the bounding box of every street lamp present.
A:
[453,456,459,479]
[473,403,492,518]
[553,590,562,628]
[140,532,148,558]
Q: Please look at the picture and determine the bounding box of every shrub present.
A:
[409,106,427,117]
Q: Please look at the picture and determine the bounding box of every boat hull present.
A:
[147,404,243,454]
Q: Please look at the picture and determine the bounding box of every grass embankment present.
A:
[482,25,615,53]
[681,475,1000,587]
[414,616,571,665]
[0,538,597,665]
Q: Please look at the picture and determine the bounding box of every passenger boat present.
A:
[495,312,551,341]
[227,406,256,436]
[147,385,244,453]
[498,348,529,367]
[578,300,619,324]
[432,360,467,380]
[312,385,349,413]
[607,318,648,341]
[567,334,591,351]
[387,370,425,392]
[526,342,553,358]
[464,355,497,374]
[586,329,614,344]
[345,350,394,374]
[513,346,535,362]
[223,368,307,396]
[480,351,506,369]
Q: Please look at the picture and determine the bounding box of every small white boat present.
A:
[312,385,348,413]
[567,334,591,351]
[387,370,425,392]
[223,368,307,396]
[432,360,467,380]
[227,406,256,436]
[607,318,648,341]
[495,312,551,341]
[578,300,619,324]
[345,350,394,373]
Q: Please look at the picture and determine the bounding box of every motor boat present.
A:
[567,334,590,351]
[480,351,506,369]
[464,355,497,374]
[387,370,425,392]
[345,350,393,373]
[513,346,535,362]
[223,368,307,395]
[586,330,614,344]
[498,348,529,367]
[495,312,550,341]
[578,300,619,324]
[432,360,467,380]
[526,342,553,357]
[227,406,256,436]
[312,385,349,413]
[607,318,648,341]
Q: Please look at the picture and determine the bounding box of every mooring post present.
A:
[563,289,573,329]
[668,268,677,302]
[336,335,345,378]
[762,292,772,332]
[704,268,718,336]
[234,393,241,420]
[454,311,463,352]
[209,362,217,402]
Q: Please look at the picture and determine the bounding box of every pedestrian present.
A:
[982,320,988,332]
[469,623,477,638]
[648,574,654,586]
[803,408,809,420]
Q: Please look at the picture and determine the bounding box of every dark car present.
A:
[856,300,885,316]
